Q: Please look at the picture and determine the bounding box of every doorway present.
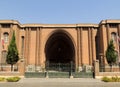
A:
[45,31,75,71]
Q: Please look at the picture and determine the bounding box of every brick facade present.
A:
[0,20,120,74]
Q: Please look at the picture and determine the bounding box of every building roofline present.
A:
[1,19,120,28]
[0,20,21,24]
[100,19,120,24]
[0,20,98,28]
[22,23,98,28]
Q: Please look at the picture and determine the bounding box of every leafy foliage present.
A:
[106,40,117,66]
[102,76,120,82]
[0,77,21,82]
[6,31,19,71]
[0,77,6,82]
[6,77,21,82]
[102,77,111,82]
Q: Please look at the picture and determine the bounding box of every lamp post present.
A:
[70,61,73,78]
[46,60,49,78]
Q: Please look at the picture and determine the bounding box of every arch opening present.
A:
[45,31,75,64]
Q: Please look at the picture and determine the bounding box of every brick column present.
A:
[80,27,83,65]
[24,28,29,66]
[35,28,39,66]
[77,27,80,67]
[9,24,13,41]
[91,28,95,61]
[0,24,1,64]
[35,27,41,66]
[101,25,105,54]
[39,28,43,67]
[16,27,20,49]
[27,28,31,64]
[118,24,120,36]
[38,27,41,66]
[117,24,120,64]
[106,24,110,44]
[88,28,92,65]
[0,24,1,41]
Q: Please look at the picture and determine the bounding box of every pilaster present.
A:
[38,27,41,66]
[35,27,41,66]
[80,27,83,65]
[77,27,80,67]
[91,28,95,61]
[24,28,28,66]
[0,24,1,40]
[117,24,120,62]
[101,24,107,64]
[9,24,13,41]
[27,28,31,64]
[88,28,92,65]
[101,25,105,54]
[0,24,1,64]
[35,28,38,66]
[106,24,110,44]
[118,24,120,36]
[16,26,20,49]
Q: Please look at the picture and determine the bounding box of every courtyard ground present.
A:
[0,78,120,87]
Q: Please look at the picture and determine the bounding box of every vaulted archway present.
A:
[45,31,75,68]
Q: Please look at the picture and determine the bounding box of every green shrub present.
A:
[6,77,21,82]
[102,76,120,82]
[102,77,111,82]
[0,77,6,82]
[111,76,120,82]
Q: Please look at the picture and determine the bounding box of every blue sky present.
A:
[0,0,120,24]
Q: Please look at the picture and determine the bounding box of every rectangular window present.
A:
[82,27,88,30]
[109,23,117,28]
[21,36,24,58]
[4,33,9,43]
[1,24,11,28]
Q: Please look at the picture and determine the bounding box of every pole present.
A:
[46,61,49,78]
[70,61,73,78]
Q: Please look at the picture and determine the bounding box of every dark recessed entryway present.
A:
[45,31,75,64]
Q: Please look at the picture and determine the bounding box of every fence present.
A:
[46,62,75,72]
[25,63,93,78]
[94,60,120,79]
[0,64,18,72]
[100,65,120,72]
[25,72,93,78]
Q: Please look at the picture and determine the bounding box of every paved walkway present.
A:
[0,78,120,87]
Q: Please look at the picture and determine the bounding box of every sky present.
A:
[0,0,120,24]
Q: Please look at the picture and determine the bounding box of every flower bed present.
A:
[0,77,6,82]
[102,76,120,82]
[0,77,21,82]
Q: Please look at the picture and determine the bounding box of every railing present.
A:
[46,62,75,72]
[0,63,18,72]
[25,71,93,78]
[100,65,120,72]
[25,63,93,78]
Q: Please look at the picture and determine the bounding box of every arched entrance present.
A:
[45,31,75,71]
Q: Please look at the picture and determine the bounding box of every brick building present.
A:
[0,20,120,74]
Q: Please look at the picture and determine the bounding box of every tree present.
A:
[106,40,117,71]
[6,31,19,71]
